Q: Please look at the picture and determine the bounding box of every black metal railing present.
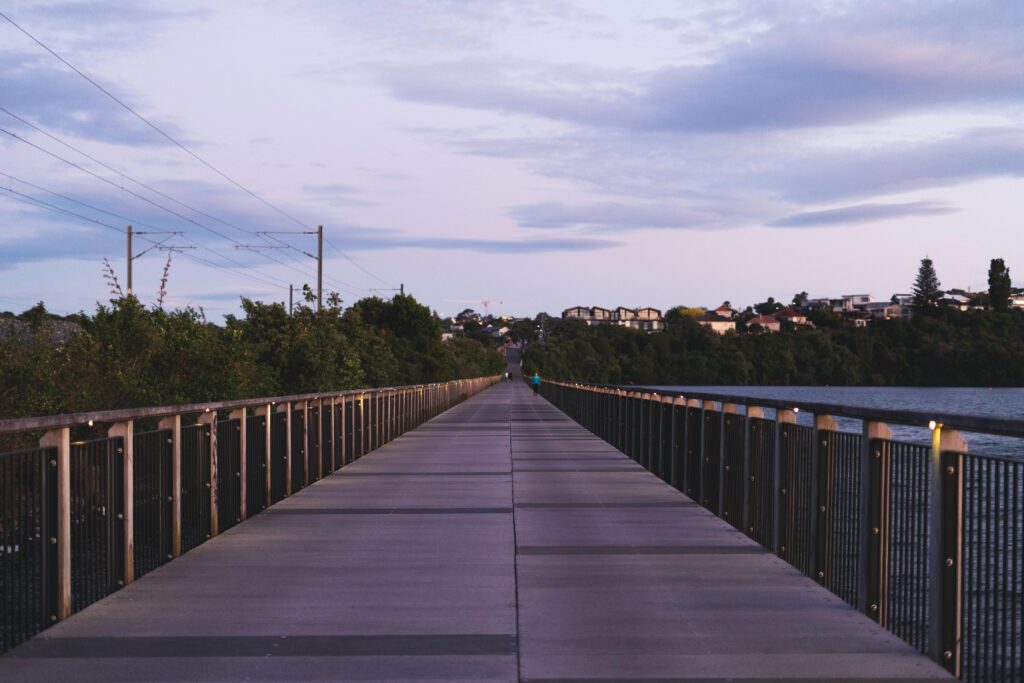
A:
[133,428,173,579]
[0,446,56,654]
[0,376,498,655]
[539,380,1024,682]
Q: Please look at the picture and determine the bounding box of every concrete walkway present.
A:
[2,377,951,681]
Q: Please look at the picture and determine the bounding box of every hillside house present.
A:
[747,315,781,333]
[562,306,664,331]
[698,313,736,335]
[864,302,901,320]
[711,303,735,319]
[563,306,591,320]
[775,308,811,326]
[842,294,873,310]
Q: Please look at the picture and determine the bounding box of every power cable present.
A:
[0,9,312,231]
[0,125,338,288]
[324,237,396,288]
[0,11,396,291]
[0,187,287,291]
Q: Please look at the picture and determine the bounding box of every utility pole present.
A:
[125,226,189,297]
[237,229,321,311]
[126,225,133,295]
[400,283,404,296]
[317,225,323,312]
[289,284,294,315]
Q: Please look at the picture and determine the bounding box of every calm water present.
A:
[652,386,1024,456]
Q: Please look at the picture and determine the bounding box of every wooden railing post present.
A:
[329,397,337,472]
[278,402,292,495]
[158,415,182,557]
[315,399,323,480]
[230,408,248,520]
[340,397,348,466]
[302,400,310,484]
[39,428,71,621]
[263,405,272,505]
[107,421,134,585]
[360,393,367,457]
[198,410,218,537]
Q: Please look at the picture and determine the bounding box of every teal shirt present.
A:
[531,374,541,386]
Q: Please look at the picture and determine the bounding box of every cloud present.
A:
[378,4,1024,134]
[765,128,1024,202]
[508,196,776,232]
[17,1,207,25]
[0,53,186,146]
[768,201,958,228]
[335,231,620,254]
[304,182,378,207]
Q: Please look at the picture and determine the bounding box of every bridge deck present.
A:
[2,379,951,681]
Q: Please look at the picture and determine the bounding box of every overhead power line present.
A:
[0,10,396,293]
[0,123,353,292]
[0,110,369,297]
[0,9,311,231]
[0,187,288,291]
[324,237,396,288]
[2,8,395,294]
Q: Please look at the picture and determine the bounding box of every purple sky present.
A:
[1,1,1022,320]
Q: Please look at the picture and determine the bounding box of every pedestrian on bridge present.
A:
[531,372,541,396]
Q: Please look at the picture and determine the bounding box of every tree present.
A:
[754,297,783,315]
[912,257,942,307]
[509,319,538,343]
[988,258,1012,312]
[792,291,809,307]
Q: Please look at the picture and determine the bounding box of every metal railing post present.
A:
[930,425,967,674]
[743,407,764,540]
[859,420,892,619]
[812,414,837,587]
[721,403,738,518]
[773,408,797,558]
[685,398,700,499]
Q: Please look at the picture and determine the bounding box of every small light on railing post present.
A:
[87,420,94,427]
[928,420,937,431]
[793,407,799,414]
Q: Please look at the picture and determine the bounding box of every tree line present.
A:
[0,293,504,423]
[522,307,1024,387]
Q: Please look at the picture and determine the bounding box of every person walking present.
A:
[531,372,541,396]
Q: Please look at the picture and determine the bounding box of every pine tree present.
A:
[912,257,942,307]
[988,258,1012,312]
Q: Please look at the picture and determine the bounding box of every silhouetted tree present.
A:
[754,297,783,315]
[912,257,942,307]
[988,258,1012,312]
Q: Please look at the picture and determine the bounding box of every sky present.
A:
[1,0,1022,321]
